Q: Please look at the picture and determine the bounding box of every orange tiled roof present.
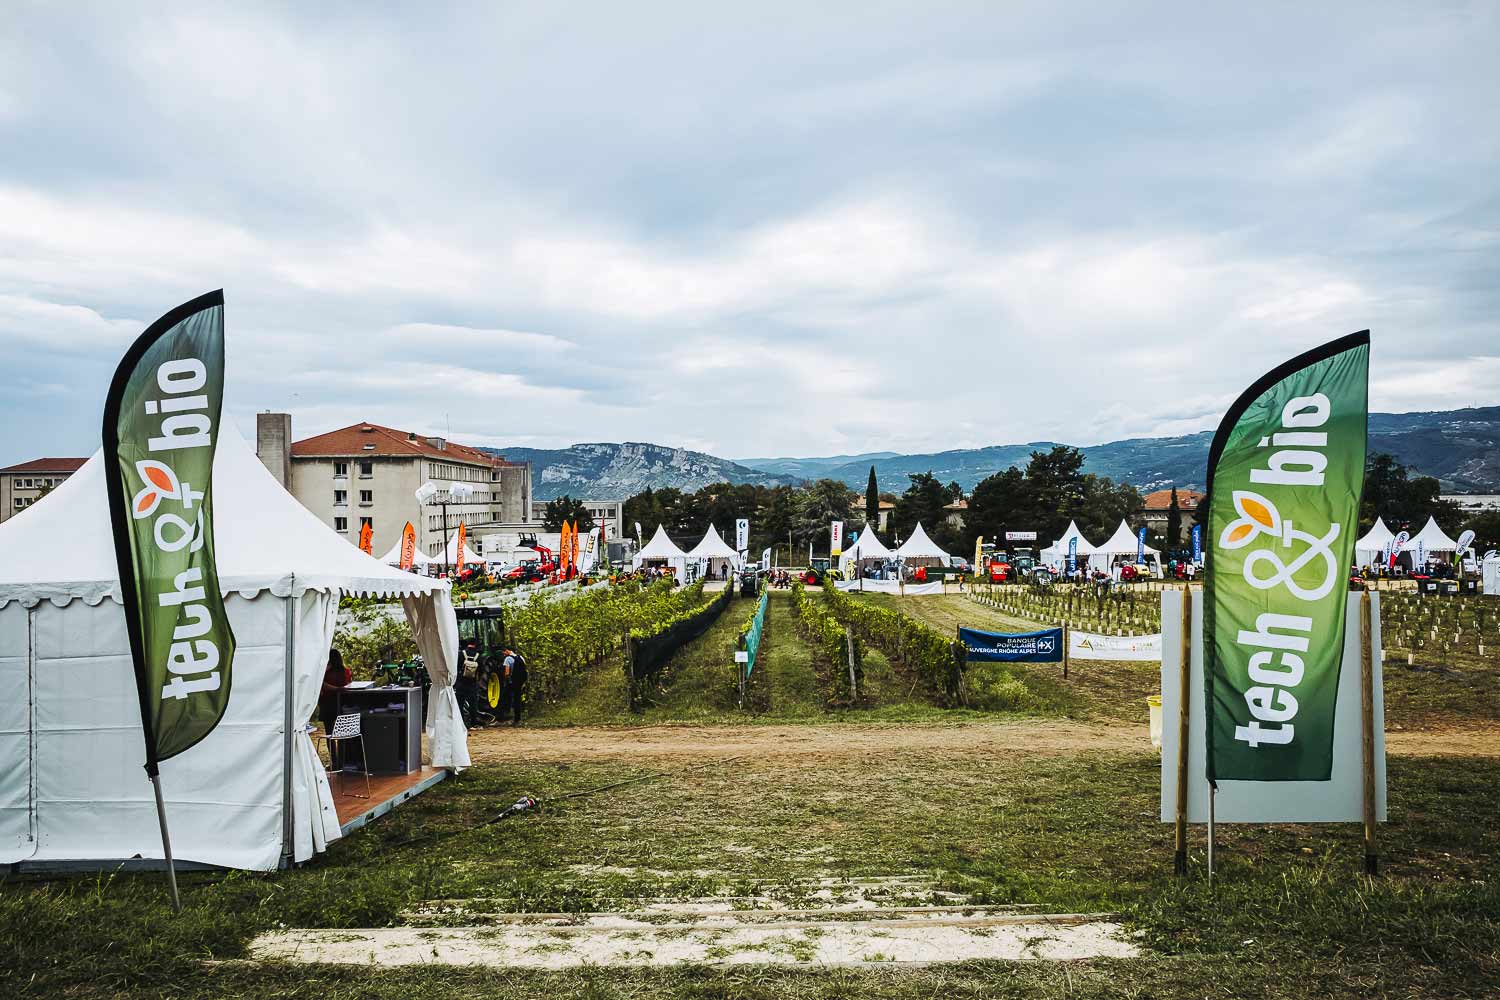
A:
[1142,488,1204,511]
[291,422,500,465]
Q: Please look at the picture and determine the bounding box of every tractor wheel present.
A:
[484,669,503,710]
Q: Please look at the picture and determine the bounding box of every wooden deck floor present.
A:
[331,766,447,832]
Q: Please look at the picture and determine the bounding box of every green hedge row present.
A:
[820,586,964,705]
[791,581,863,707]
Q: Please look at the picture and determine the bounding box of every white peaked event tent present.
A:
[1040,521,1097,567]
[631,524,690,578]
[378,537,436,568]
[688,525,741,575]
[1095,520,1163,575]
[1402,517,1459,555]
[0,428,468,872]
[839,523,895,575]
[1355,518,1397,566]
[895,522,950,564]
[440,532,484,568]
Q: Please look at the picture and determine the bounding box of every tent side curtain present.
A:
[291,590,344,861]
[403,589,470,771]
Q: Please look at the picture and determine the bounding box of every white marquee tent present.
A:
[0,428,468,872]
[839,524,895,575]
[1402,517,1459,555]
[687,525,741,577]
[440,532,484,569]
[1040,521,1098,568]
[1355,518,1397,566]
[631,524,690,578]
[895,522,950,564]
[1094,520,1163,576]
[378,537,436,568]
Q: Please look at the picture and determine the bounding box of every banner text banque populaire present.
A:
[959,626,1063,663]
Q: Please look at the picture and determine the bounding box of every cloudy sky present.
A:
[2,2,1497,466]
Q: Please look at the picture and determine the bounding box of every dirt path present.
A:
[469,719,1500,762]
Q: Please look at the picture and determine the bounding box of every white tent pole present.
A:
[280,583,295,868]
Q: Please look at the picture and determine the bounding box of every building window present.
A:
[358,461,373,478]
[333,461,348,477]
[334,490,347,505]
[12,498,21,509]
[334,517,348,532]
[359,490,373,504]
[360,516,373,529]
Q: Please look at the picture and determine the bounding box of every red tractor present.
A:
[985,557,1012,583]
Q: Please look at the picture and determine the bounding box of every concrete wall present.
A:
[255,412,292,487]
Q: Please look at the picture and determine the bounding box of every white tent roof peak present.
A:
[1097,520,1159,556]
[895,522,950,559]
[378,537,435,566]
[1050,520,1098,555]
[844,524,894,560]
[442,531,483,567]
[0,425,449,608]
[1356,518,1395,553]
[1404,516,1458,553]
[688,525,739,560]
[636,524,688,559]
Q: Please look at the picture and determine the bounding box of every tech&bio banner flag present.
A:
[102,290,237,769]
[958,626,1063,663]
[358,520,373,554]
[1204,331,1368,782]
[456,522,468,573]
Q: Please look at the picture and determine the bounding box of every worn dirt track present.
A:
[467,720,1500,762]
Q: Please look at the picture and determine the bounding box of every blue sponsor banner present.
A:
[959,626,1064,663]
[1191,523,1202,563]
[1136,527,1146,562]
[1067,536,1078,574]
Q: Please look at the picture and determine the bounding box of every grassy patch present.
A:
[3,747,1496,998]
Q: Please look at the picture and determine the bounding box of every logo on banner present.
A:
[1390,530,1409,568]
[736,517,749,555]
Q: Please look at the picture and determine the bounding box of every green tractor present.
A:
[455,606,508,722]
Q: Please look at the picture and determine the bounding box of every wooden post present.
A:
[1061,621,1069,679]
[846,630,858,702]
[1360,591,1379,875]
[1174,585,1192,876]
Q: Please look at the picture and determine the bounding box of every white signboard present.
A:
[734,651,749,663]
[1068,630,1161,661]
[1004,530,1038,541]
[1159,590,1386,824]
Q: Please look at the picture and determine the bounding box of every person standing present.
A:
[320,647,351,766]
[500,647,529,726]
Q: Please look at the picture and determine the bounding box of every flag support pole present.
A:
[148,770,182,912]
[1360,590,1379,876]
[1174,585,1192,876]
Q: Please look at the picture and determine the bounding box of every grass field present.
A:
[3,583,1497,997]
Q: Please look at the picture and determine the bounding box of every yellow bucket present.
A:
[1147,695,1162,749]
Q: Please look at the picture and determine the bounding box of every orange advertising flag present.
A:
[560,521,572,577]
[399,521,416,570]
[571,521,581,573]
[358,521,373,554]
[456,522,467,574]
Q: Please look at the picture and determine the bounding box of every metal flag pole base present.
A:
[1207,785,1216,888]
[149,771,182,912]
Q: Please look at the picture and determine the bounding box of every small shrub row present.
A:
[791,581,863,707]
[821,585,963,704]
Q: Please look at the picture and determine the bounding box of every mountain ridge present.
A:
[492,406,1500,500]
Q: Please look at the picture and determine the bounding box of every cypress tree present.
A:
[1166,487,1182,548]
[865,466,880,537]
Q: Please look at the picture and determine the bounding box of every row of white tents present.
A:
[1039,520,1165,575]
[631,524,742,578]
[838,522,950,574]
[1355,516,1467,566]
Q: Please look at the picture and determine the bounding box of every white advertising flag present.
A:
[830,520,844,557]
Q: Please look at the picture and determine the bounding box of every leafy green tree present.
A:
[891,471,950,544]
[1463,510,1500,552]
[1072,474,1141,542]
[865,467,880,536]
[542,495,594,532]
[965,466,1027,551]
[1360,453,1461,534]
[792,479,855,551]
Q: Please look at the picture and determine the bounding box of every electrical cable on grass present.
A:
[380,754,749,850]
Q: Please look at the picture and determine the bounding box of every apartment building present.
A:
[255,414,531,560]
[0,458,87,523]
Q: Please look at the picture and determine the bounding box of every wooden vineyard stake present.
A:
[1360,590,1379,875]
[1174,585,1192,876]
